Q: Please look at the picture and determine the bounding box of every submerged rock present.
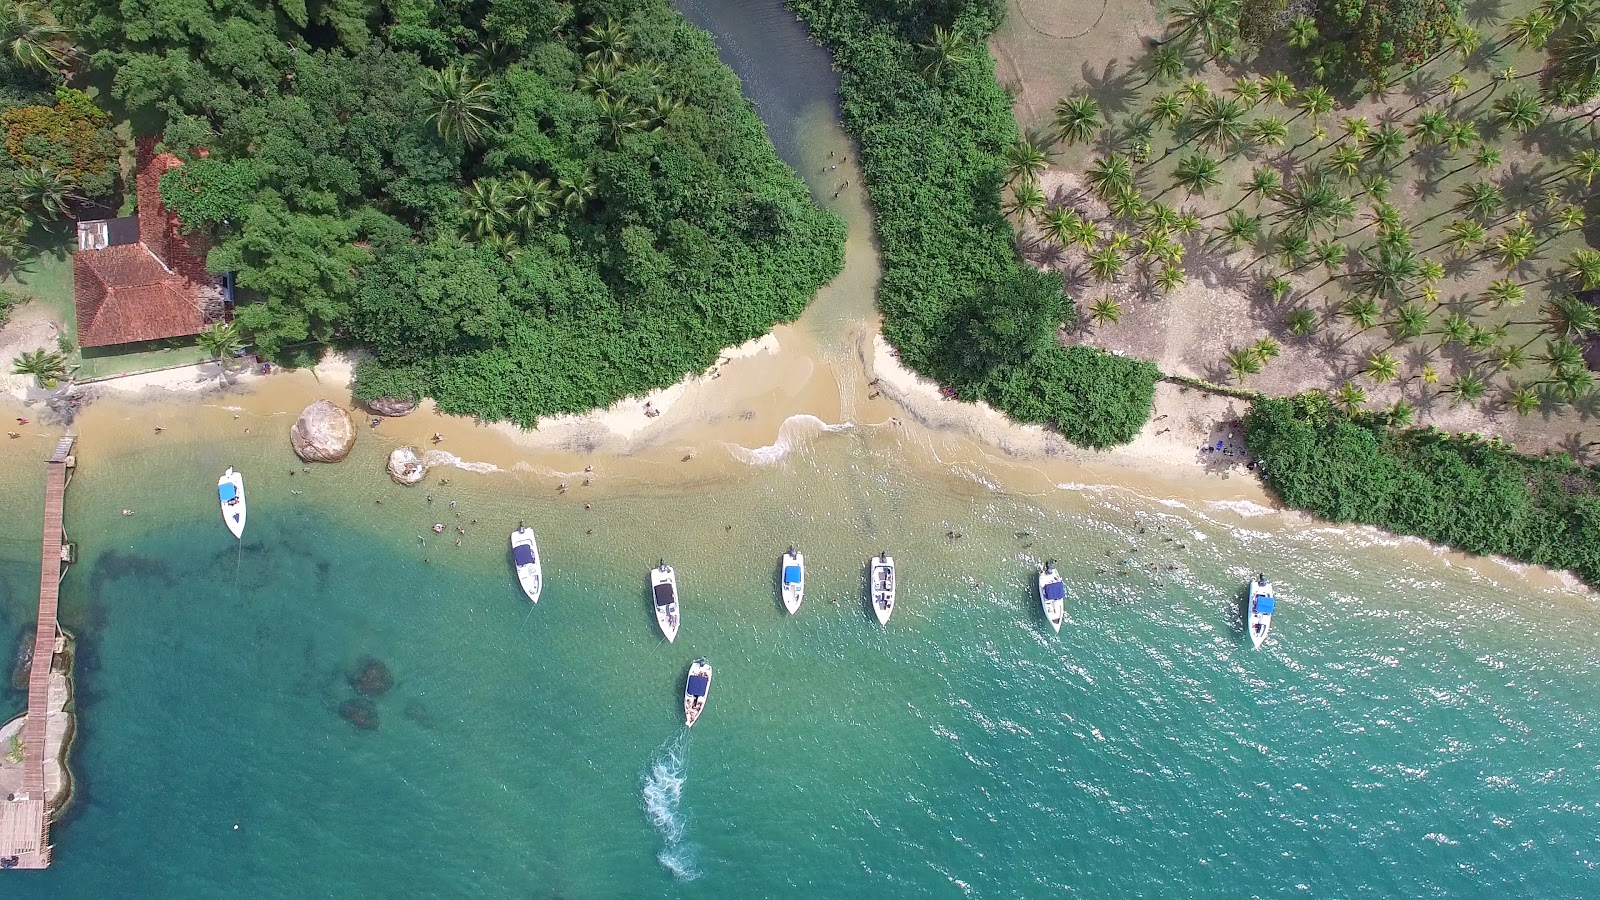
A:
[387,447,427,486]
[290,400,356,462]
[351,656,394,696]
[9,628,35,692]
[339,698,378,730]
[368,396,417,417]
[403,700,435,729]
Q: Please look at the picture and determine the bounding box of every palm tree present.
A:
[1088,245,1125,282]
[1327,144,1363,180]
[1087,295,1121,326]
[1482,278,1524,309]
[1496,342,1529,372]
[1242,167,1281,207]
[1333,381,1368,413]
[1365,350,1400,384]
[1275,171,1354,238]
[1251,337,1281,364]
[1213,209,1262,250]
[916,24,972,82]
[196,322,242,362]
[1155,263,1187,294]
[1531,293,1600,341]
[1442,371,1487,406]
[1388,303,1430,340]
[1053,95,1101,146]
[1358,242,1421,300]
[1142,45,1186,87]
[1085,153,1134,201]
[1285,306,1316,337]
[0,1,74,75]
[1506,384,1541,415]
[1343,296,1382,331]
[1174,154,1222,196]
[1387,399,1416,427]
[462,178,512,239]
[582,18,632,68]
[1147,93,1186,130]
[1004,181,1047,221]
[1247,117,1288,151]
[1442,118,1480,155]
[1360,123,1406,169]
[1003,139,1049,185]
[1291,85,1334,127]
[1228,77,1263,106]
[1266,275,1295,304]
[1493,89,1545,134]
[1225,347,1263,383]
[1455,180,1503,221]
[1438,219,1486,255]
[1037,207,1080,249]
[1410,110,1451,147]
[557,169,598,213]
[1493,221,1537,270]
[1260,72,1296,107]
[1286,15,1317,49]
[1552,21,1600,99]
[1500,9,1556,53]
[11,348,66,388]
[1190,96,1247,150]
[577,62,623,100]
[1106,185,1146,221]
[15,165,76,220]
[1166,0,1239,53]
[597,95,646,146]
[507,172,554,232]
[423,66,496,145]
[1568,249,1600,290]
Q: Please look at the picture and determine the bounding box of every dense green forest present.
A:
[790,0,1159,448]
[1246,394,1600,587]
[43,0,844,423]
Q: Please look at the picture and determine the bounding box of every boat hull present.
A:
[1247,581,1274,649]
[218,469,245,539]
[870,556,895,625]
[780,551,804,614]
[652,565,680,643]
[1038,567,1064,633]
[510,527,542,604]
[684,659,711,727]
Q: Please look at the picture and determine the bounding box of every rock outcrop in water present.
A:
[368,396,417,417]
[351,656,394,696]
[339,698,378,730]
[290,400,356,462]
[387,447,427,486]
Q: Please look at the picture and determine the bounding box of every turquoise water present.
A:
[3,425,1599,897]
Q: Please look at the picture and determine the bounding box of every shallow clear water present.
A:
[2,424,1597,897]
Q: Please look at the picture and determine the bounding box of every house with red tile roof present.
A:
[73,136,226,348]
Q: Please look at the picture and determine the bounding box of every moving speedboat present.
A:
[652,560,680,642]
[510,523,542,603]
[1247,574,1276,649]
[780,547,804,614]
[1038,562,1065,633]
[869,553,895,625]
[218,468,246,539]
[684,658,712,727]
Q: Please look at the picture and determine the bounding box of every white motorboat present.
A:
[652,560,680,642]
[780,547,804,614]
[684,658,712,727]
[217,468,245,539]
[869,553,895,625]
[510,523,542,603]
[1247,574,1276,649]
[1038,562,1065,633]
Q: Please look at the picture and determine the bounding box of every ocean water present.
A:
[0,423,1596,897]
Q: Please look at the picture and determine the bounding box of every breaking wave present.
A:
[726,414,851,465]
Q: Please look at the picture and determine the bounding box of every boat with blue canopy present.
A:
[1038,562,1065,633]
[652,561,680,642]
[510,523,542,603]
[780,547,804,614]
[217,468,246,539]
[684,658,712,727]
[1247,574,1276,649]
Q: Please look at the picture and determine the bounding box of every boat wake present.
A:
[726,414,852,465]
[642,731,699,881]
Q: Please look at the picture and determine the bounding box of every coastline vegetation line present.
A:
[789,0,1159,449]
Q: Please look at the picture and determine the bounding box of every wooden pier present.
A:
[0,435,75,870]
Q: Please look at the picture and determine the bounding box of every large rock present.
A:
[369,396,418,417]
[290,400,356,462]
[387,447,427,485]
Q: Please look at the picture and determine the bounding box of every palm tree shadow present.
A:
[1464,0,1505,25]
[1080,59,1139,115]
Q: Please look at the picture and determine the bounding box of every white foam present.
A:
[1206,499,1276,518]
[421,450,502,474]
[642,732,699,881]
[726,414,850,465]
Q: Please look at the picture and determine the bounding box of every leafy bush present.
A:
[1246,394,1600,587]
[791,0,1155,447]
[0,86,119,197]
